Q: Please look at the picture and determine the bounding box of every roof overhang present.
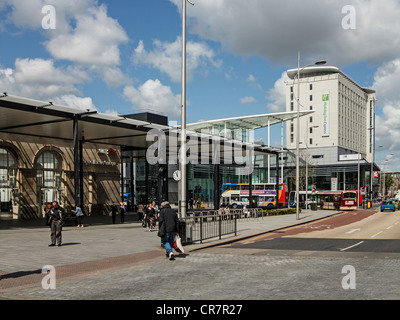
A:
[185,110,314,132]
[286,66,376,95]
[0,94,286,164]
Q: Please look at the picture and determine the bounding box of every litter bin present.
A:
[311,202,318,211]
[178,220,190,245]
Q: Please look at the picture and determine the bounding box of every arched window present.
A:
[0,148,17,212]
[36,151,62,205]
[36,151,61,187]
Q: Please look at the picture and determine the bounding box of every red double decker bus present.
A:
[221,183,286,209]
[318,190,362,211]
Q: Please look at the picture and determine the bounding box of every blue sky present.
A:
[1,0,400,170]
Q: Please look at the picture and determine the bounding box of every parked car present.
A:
[380,200,395,212]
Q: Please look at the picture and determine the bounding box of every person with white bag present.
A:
[158,201,180,260]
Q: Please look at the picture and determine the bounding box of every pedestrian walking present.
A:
[158,201,179,260]
[243,204,250,218]
[111,203,118,224]
[137,202,144,220]
[145,203,155,231]
[46,201,66,247]
[120,204,126,223]
[73,204,84,228]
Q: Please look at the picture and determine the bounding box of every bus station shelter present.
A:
[0,93,313,219]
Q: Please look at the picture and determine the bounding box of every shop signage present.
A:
[83,160,117,166]
[322,92,330,137]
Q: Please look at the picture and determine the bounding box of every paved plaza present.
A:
[1,209,399,300]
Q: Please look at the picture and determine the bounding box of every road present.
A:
[227,210,400,256]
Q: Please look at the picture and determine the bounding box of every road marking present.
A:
[346,228,360,234]
[340,241,364,252]
[386,225,393,230]
[371,231,383,238]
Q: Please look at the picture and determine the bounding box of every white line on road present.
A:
[340,241,364,252]
[386,225,393,230]
[371,231,383,238]
[346,228,360,234]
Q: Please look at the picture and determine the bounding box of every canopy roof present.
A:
[186,110,314,132]
[0,94,289,160]
[0,94,169,150]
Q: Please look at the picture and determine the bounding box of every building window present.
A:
[310,84,313,90]
[290,134,294,144]
[0,148,17,212]
[310,95,313,101]
[310,127,313,134]
[310,105,313,110]
[309,138,313,145]
[310,116,313,123]
[36,151,62,205]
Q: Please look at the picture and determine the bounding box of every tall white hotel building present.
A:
[285,66,378,192]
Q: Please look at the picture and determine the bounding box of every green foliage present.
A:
[259,208,300,216]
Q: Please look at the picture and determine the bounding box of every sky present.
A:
[0,0,400,170]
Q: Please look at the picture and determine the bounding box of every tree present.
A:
[385,174,394,195]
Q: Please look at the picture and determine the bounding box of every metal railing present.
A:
[179,208,263,244]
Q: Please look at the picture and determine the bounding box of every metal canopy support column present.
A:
[145,160,149,203]
[130,155,134,210]
[79,137,84,210]
[121,155,124,204]
[249,172,253,208]
[268,120,271,183]
[73,116,80,207]
[213,164,220,210]
[276,153,280,208]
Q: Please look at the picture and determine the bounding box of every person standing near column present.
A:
[73,204,84,228]
[47,201,66,247]
[111,203,118,224]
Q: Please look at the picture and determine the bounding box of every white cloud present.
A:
[266,72,289,112]
[132,37,221,82]
[123,79,181,119]
[2,1,130,88]
[246,74,262,90]
[0,58,89,100]
[169,0,400,66]
[45,4,128,67]
[53,94,97,111]
[371,58,400,171]
[2,0,96,33]
[240,96,256,104]
[247,75,256,83]
[0,58,97,112]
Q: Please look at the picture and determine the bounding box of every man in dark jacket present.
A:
[47,201,66,247]
[158,201,179,260]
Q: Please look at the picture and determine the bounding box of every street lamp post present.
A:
[303,124,319,209]
[295,52,326,220]
[179,0,194,218]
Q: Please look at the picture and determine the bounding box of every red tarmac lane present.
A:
[235,209,377,244]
